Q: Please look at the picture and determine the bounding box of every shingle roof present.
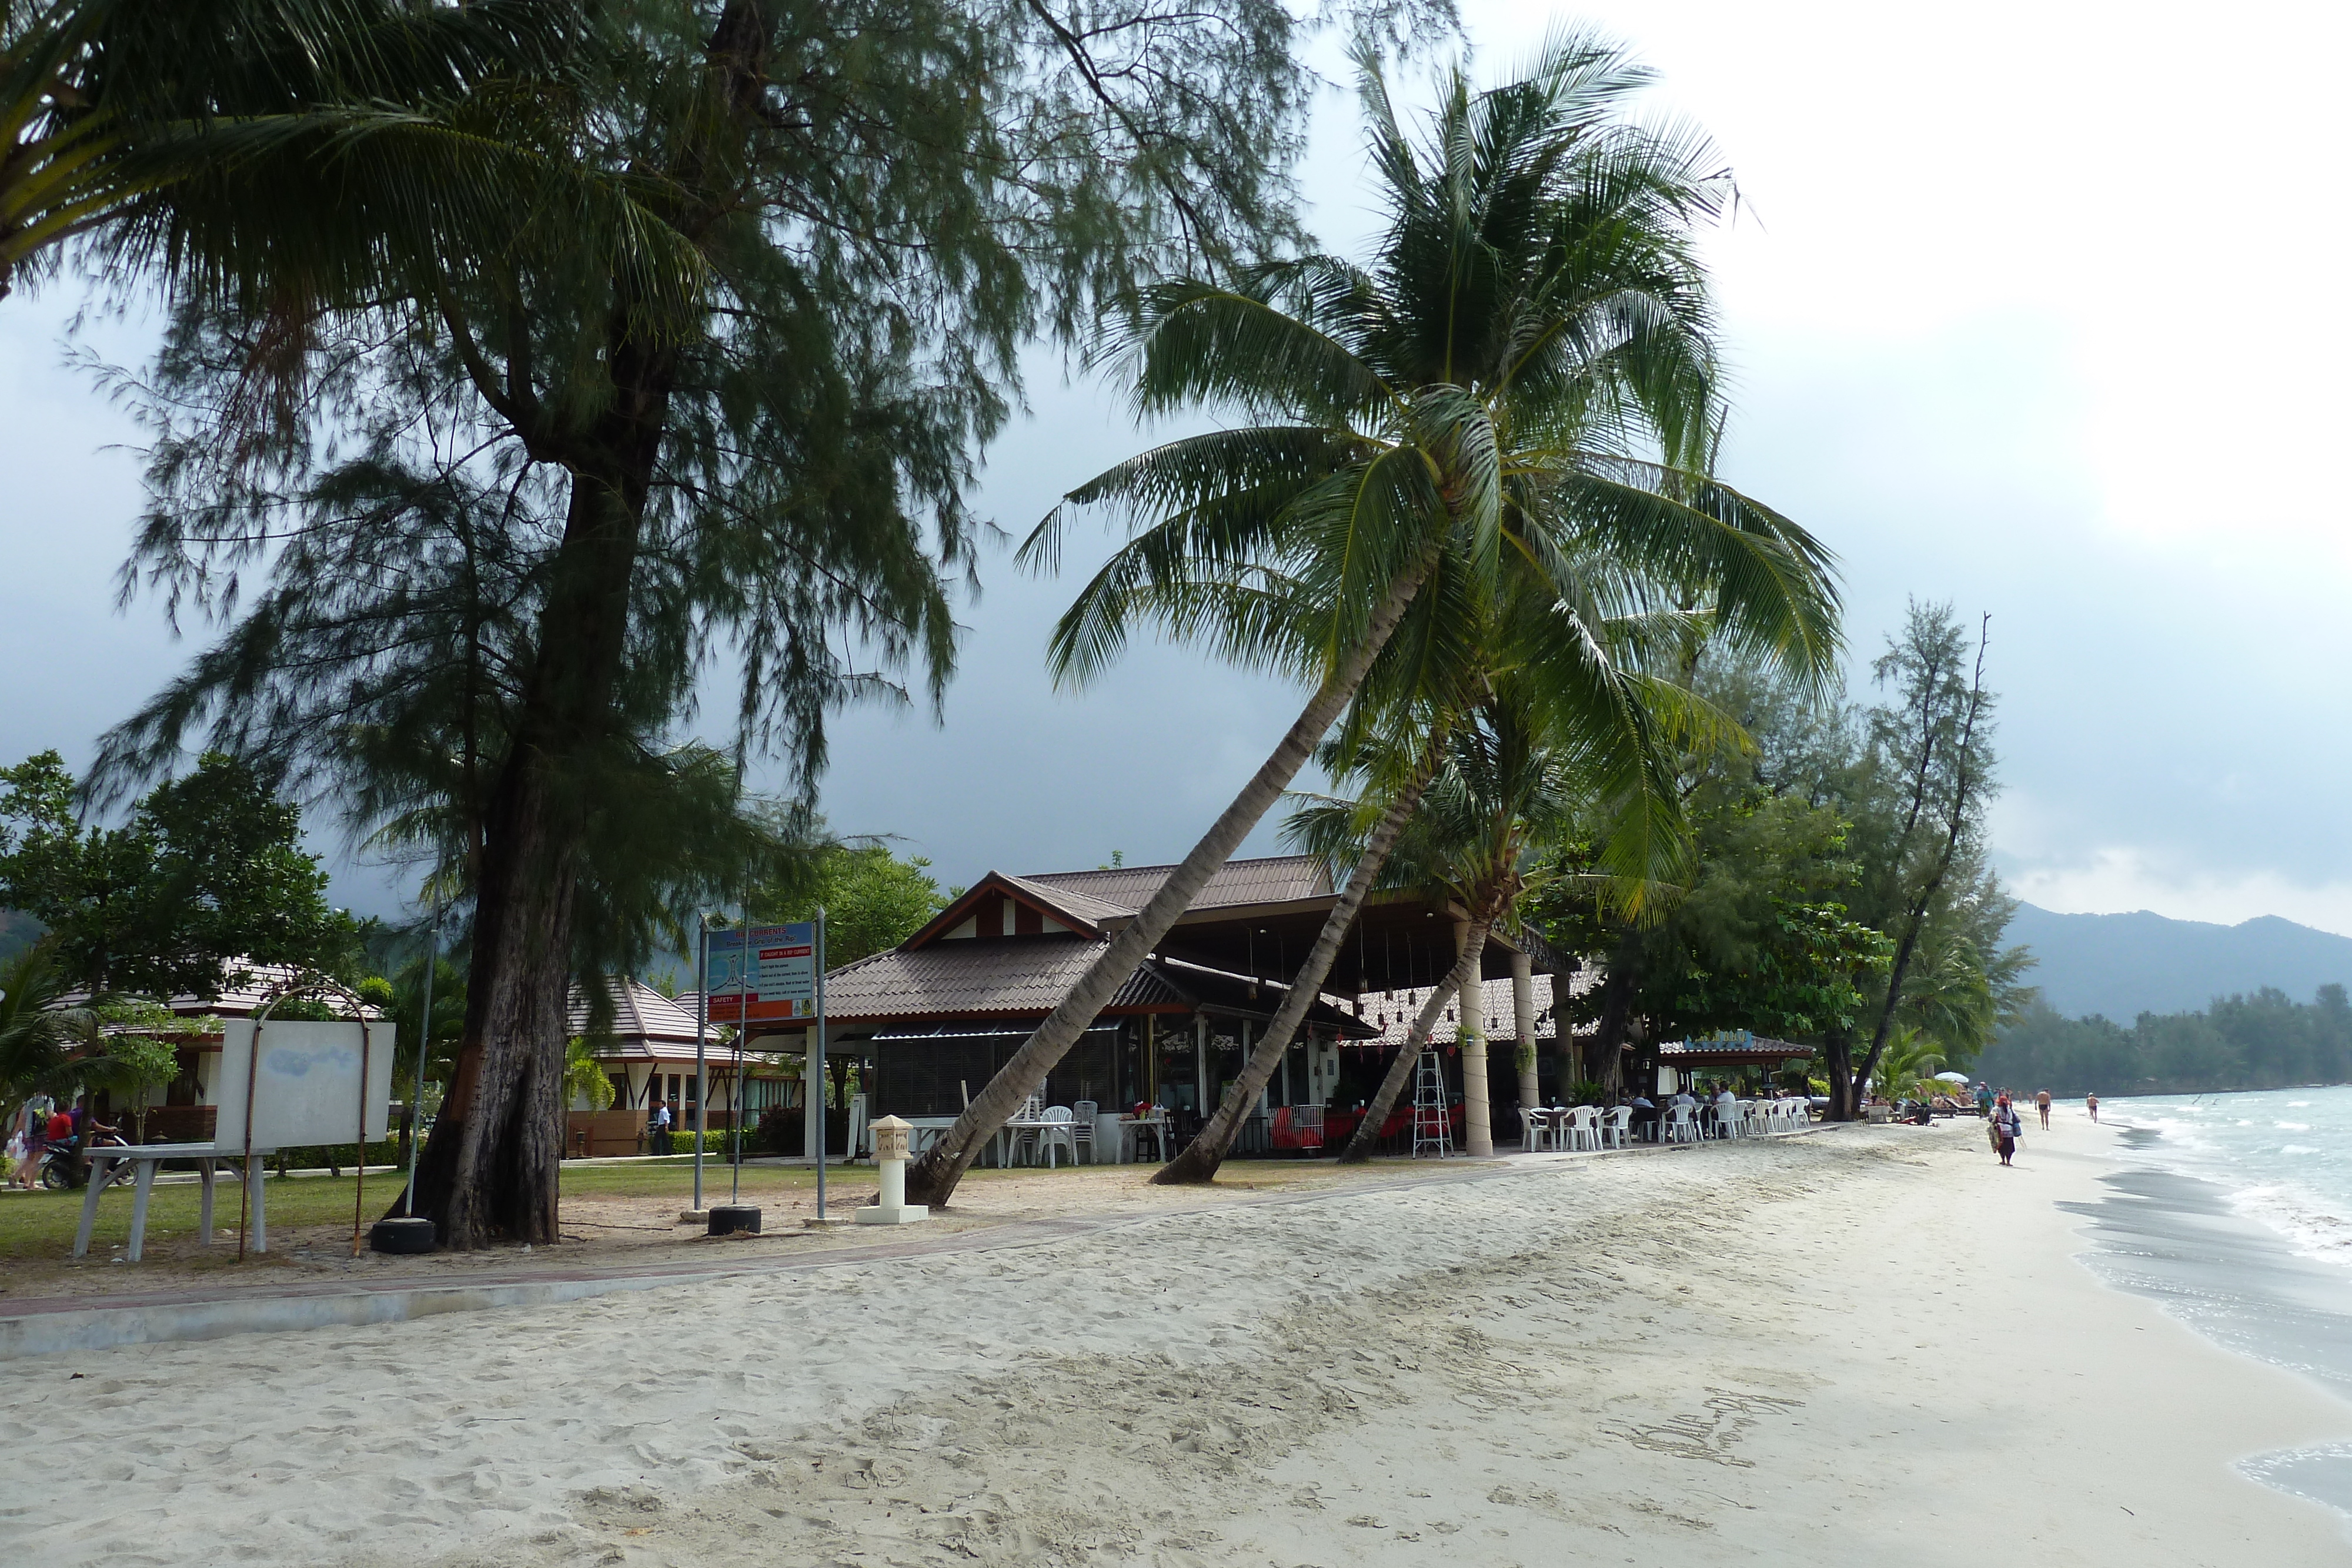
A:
[1355,968,1597,1047]
[1018,854,1334,914]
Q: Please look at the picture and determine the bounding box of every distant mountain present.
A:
[2006,904,2352,1019]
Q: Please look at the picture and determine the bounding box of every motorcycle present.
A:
[37,1133,132,1191]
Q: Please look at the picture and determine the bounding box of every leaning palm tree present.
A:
[1154,573,1725,1183]
[1308,682,1594,1162]
[904,33,1838,1206]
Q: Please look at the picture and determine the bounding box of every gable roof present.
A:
[903,870,1118,948]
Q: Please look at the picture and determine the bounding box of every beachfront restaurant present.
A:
[743,854,1565,1161]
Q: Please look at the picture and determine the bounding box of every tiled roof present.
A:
[570,977,704,1046]
[1356,968,1597,1047]
[1018,854,1334,914]
[811,937,1374,1036]
[996,872,1131,928]
[821,937,1124,1021]
[55,960,386,1021]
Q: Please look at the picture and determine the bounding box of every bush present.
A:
[270,1138,403,1174]
[755,1106,803,1156]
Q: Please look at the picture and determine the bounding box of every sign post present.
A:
[703,916,822,1213]
[814,908,828,1222]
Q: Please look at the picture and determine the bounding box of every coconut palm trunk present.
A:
[903,560,1434,1208]
[1338,919,1488,1163]
[1154,757,1433,1186]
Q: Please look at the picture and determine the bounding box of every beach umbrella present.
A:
[1933,1071,1969,1084]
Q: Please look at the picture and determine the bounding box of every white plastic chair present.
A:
[1033,1106,1078,1168]
[1521,1106,1551,1152]
[1600,1106,1631,1149]
[1665,1103,1700,1144]
[1070,1099,1097,1162]
[1565,1105,1601,1152]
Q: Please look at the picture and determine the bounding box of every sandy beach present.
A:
[6,1114,2349,1566]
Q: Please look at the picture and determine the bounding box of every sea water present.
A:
[2079,1088,2352,1523]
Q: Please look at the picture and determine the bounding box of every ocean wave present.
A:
[2229,1182,2352,1268]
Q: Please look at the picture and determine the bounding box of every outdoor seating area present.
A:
[1519,1094,1811,1152]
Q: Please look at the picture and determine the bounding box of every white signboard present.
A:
[212,1019,395,1151]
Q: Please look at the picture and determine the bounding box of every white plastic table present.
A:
[72,1144,265,1262]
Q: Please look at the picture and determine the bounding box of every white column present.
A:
[1512,948,1539,1122]
[1457,918,1492,1157]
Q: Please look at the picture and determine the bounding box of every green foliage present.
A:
[0,749,356,997]
[389,947,466,1091]
[1977,985,2352,1096]
[750,841,946,968]
[564,1036,615,1111]
[0,942,98,1104]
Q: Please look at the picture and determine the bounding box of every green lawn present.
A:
[0,1155,1058,1262]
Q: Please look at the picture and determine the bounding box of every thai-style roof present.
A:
[570,977,703,1048]
[1358,969,1596,1048]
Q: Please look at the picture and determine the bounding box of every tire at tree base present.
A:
[369,1216,437,1254]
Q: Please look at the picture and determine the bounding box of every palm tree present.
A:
[906,34,1838,1205]
[1309,683,1592,1161]
[1155,574,1723,1183]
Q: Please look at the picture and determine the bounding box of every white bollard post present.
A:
[856,1116,929,1225]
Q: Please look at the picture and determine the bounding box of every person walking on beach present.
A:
[1990,1095,2022,1166]
[2036,1089,2052,1131]
[1975,1081,1994,1117]
[2086,1091,2100,1123]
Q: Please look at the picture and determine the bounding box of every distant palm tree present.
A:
[907,32,1838,1205]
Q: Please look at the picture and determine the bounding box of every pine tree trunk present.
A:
[1824,1029,1859,1121]
[1338,923,1487,1164]
[904,558,1436,1209]
[1154,755,1434,1186]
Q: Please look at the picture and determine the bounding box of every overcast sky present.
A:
[4,0,2347,936]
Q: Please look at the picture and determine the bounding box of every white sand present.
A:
[7,1114,2350,1566]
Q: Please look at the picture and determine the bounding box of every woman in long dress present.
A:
[1990,1095,2022,1166]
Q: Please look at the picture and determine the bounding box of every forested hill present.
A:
[2008,904,2352,1019]
[1975,989,2352,1097]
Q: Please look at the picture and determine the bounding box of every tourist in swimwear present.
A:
[2035,1089,2051,1131]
